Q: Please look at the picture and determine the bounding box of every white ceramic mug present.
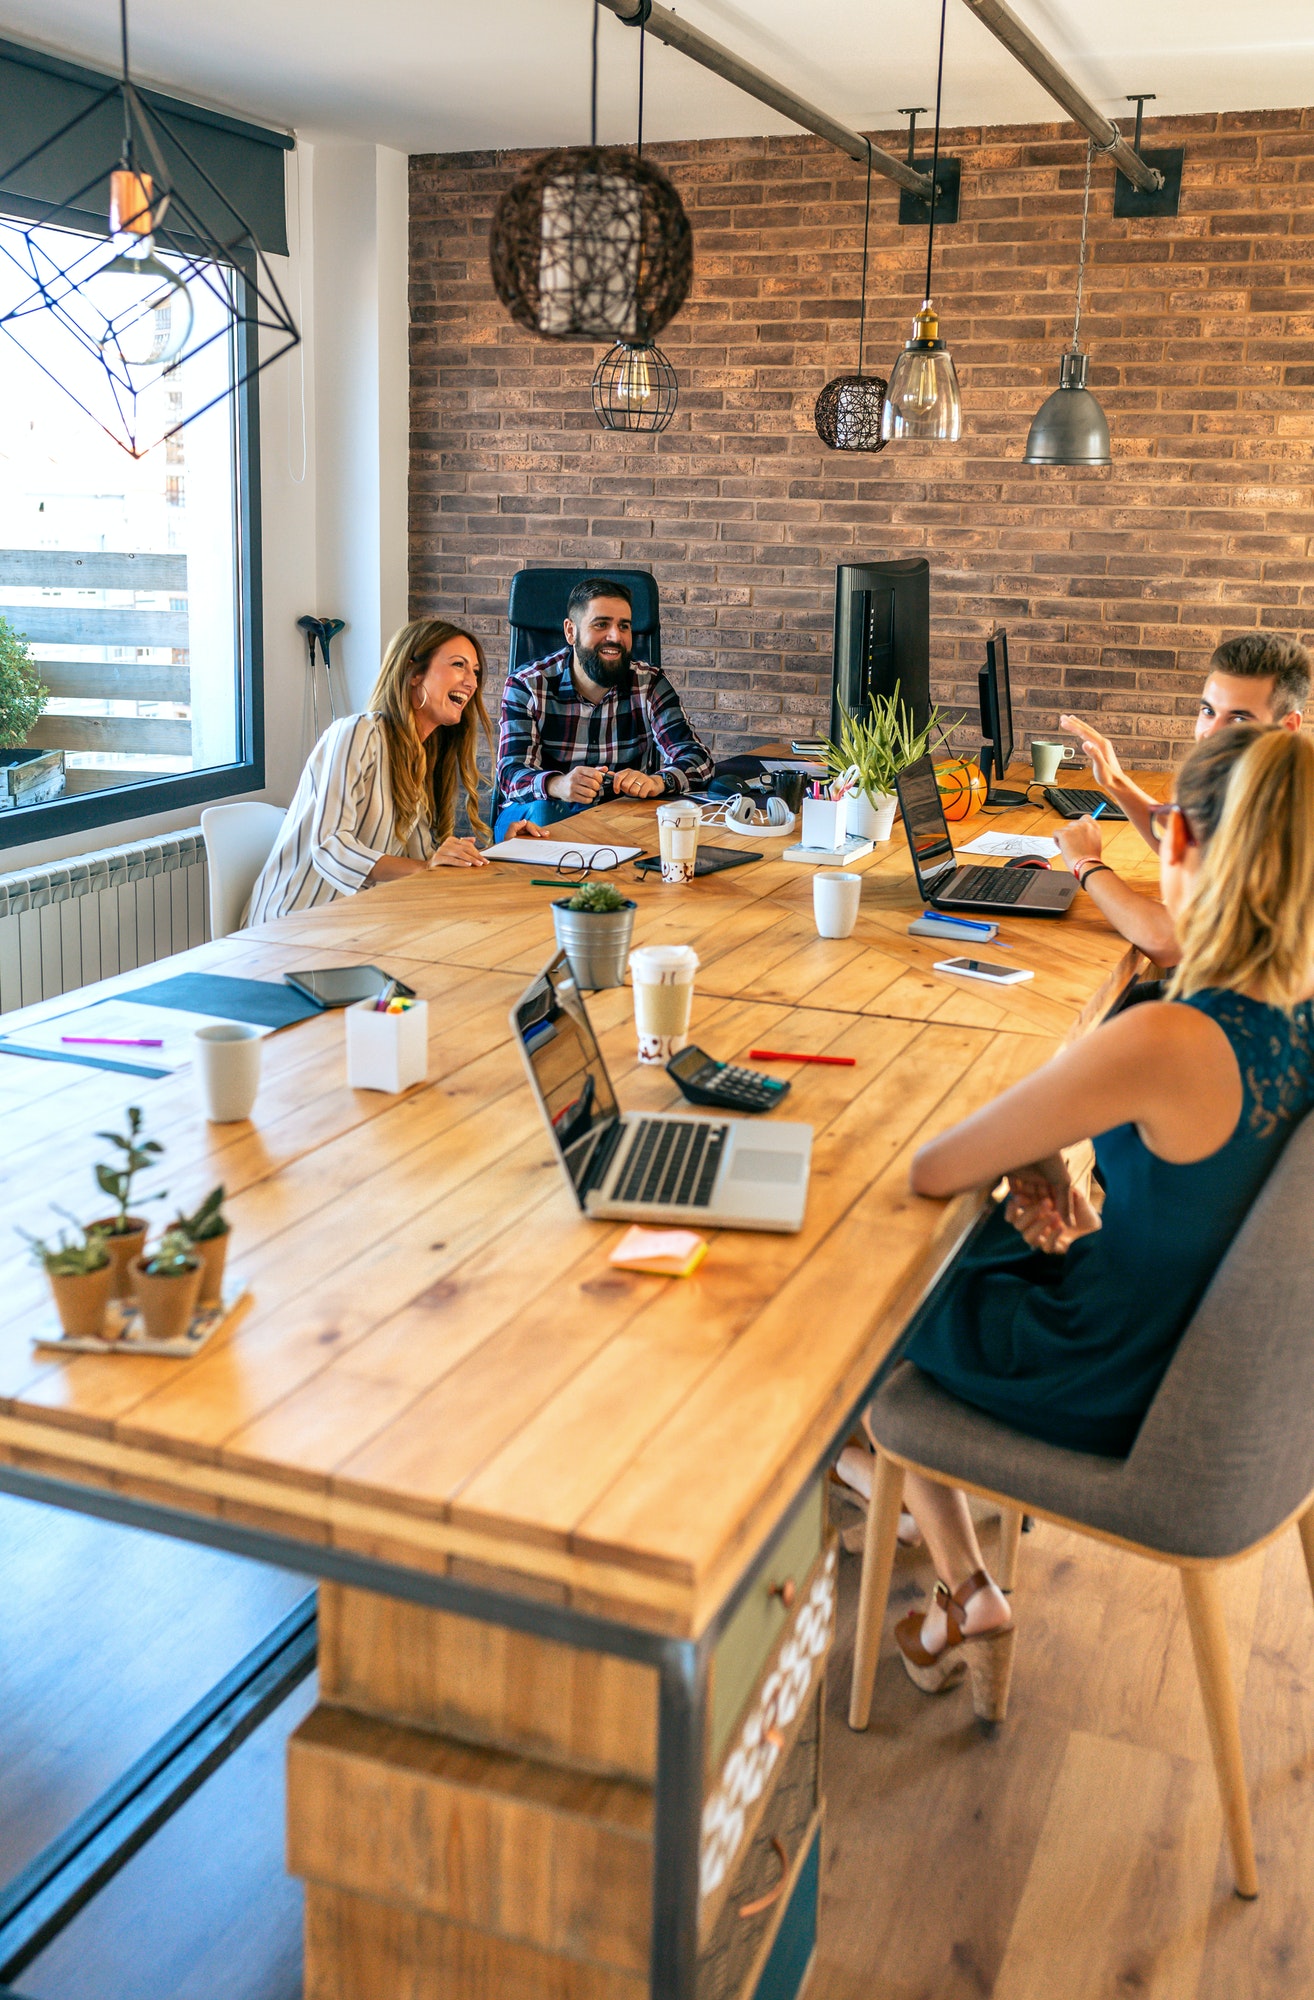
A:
[1031,739,1077,784]
[656,801,701,883]
[193,1022,261,1122]
[629,943,699,1064]
[813,871,862,939]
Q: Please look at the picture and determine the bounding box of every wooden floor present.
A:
[3,1491,1311,1998]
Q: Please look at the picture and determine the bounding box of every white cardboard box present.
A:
[800,796,848,851]
[346,997,429,1093]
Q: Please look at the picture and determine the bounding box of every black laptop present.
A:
[895,754,1078,917]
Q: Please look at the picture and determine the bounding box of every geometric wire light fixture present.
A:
[1024,138,1111,466]
[0,0,299,460]
[592,0,678,433]
[881,0,962,443]
[814,140,887,451]
[489,0,692,348]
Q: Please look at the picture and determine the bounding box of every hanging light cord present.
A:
[856,139,873,376]
[1072,136,1094,353]
[637,12,645,158]
[924,0,948,303]
[591,0,600,148]
[119,0,134,161]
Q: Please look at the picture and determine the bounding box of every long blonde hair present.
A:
[368,620,492,843]
[1169,727,1314,1009]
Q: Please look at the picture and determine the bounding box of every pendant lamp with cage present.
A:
[881,0,961,443]
[1024,139,1111,466]
[814,141,886,452]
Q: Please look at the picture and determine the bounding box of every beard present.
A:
[576,639,632,689]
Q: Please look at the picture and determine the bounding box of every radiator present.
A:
[0,829,209,1015]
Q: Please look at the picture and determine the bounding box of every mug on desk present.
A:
[1030,739,1077,785]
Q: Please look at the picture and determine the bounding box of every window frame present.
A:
[0,271,265,853]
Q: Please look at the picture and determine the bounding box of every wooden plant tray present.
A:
[33,1288,252,1358]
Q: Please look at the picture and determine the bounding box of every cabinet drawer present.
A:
[709,1479,825,1769]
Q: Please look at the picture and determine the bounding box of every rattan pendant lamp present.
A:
[881,0,961,442]
[1024,138,1111,465]
[814,141,886,451]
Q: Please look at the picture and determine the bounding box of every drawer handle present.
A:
[768,1577,796,1609]
[738,1837,789,1919]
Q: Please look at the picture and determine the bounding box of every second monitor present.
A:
[978,630,1030,807]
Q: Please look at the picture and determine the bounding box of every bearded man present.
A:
[493,576,713,838]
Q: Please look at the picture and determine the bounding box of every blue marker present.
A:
[1090,802,1107,820]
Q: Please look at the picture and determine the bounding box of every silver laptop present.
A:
[895,753,1077,917]
[511,950,812,1232]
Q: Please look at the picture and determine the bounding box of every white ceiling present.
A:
[0,0,1311,152]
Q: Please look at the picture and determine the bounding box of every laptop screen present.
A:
[513,950,620,1199]
[895,753,956,894]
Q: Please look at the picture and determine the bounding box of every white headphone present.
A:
[723,792,796,839]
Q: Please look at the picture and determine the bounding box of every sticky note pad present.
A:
[608,1226,708,1278]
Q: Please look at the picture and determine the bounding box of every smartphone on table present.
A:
[932,957,1034,986]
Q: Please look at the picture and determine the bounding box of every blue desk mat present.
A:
[124,973,322,1029]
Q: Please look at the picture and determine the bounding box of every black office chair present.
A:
[506,567,662,675]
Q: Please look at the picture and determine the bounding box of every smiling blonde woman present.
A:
[247,619,537,925]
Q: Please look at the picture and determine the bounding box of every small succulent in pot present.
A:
[171,1185,230,1307]
[133,1228,203,1343]
[562,880,631,914]
[19,1212,113,1340]
[91,1106,165,1301]
[551,880,637,990]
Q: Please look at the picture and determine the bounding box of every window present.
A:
[0,221,263,848]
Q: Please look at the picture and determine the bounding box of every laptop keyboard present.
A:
[1045,787,1127,820]
[614,1117,729,1207]
[945,865,1032,905]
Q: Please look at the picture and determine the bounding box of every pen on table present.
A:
[749,1049,856,1067]
[61,1035,164,1048]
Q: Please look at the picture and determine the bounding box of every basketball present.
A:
[934,757,987,822]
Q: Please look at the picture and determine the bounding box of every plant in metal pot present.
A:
[91,1105,165,1302]
[172,1185,230,1307]
[133,1227,203,1343]
[19,1211,113,1340]
[551,878,638,991]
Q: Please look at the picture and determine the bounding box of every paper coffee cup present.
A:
[656,801,701,883]
[629,944,699,1065]
[193,1022,261,1122]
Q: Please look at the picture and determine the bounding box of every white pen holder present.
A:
[346,998,429,1093]
[801,795,848,852]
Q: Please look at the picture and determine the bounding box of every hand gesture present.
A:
[547,766,608,805]
[1059,713,1127,796]
[1055,814,1103,870]
[612,769,665,799]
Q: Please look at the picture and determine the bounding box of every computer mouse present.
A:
[1005,855,1051,870]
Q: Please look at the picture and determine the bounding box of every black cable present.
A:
[591,0,600,148]
[857,140,872,376]
[119,0,133,160]
[637,12,646,159]
[924,0,948,303]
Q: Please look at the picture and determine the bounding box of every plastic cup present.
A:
[1031,740,1075,784]
[656,801,701,883]
[193,1022,261,1122]
[628,943,699,1065]
[813,871,862,939]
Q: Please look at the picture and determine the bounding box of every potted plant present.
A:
[133,1229,203,1342]
[551,879,637,990]
[20,1214,113,1340]
[0,615,62,812]
[172,1186,230,1307]
[825,682,948,843]
[91,1106,165,1302]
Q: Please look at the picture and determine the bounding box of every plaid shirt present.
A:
[496,649,714,803]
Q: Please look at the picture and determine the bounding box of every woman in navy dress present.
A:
[846,724,1314,1704]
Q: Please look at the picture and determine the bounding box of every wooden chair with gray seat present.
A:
[848,1107,1314,1900]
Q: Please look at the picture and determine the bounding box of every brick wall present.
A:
[410,108,1314,771]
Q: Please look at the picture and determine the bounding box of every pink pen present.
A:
[62,1035,165,1048]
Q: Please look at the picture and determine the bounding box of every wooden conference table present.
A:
[0,778,1163,2000]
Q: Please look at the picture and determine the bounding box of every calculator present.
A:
[666,1045,791,1114]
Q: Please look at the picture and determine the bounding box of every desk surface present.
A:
[0,778,1164,1638]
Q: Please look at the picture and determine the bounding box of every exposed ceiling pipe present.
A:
[956,0,1164,193]
[601,0,935,201]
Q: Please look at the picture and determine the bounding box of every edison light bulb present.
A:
[614,346,654,405]
[90,249,194,370]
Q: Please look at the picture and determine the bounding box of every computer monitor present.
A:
[978,630,1029,807]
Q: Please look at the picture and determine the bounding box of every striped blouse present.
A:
[245,714,435,926]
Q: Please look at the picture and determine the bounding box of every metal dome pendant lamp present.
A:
[814,141,887,451]
[489,0,691,349]
[592,1,678,433]
[1024,139,1111,466]
[881,0,961,443]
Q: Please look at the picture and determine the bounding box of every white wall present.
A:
[0,136,410,874]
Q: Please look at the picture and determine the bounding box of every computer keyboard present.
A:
[614,1117,728,1207]
[944,865,1032,905]
[1045,787,1127,820]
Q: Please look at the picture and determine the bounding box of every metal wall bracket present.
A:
[899,157,961,227]
[1113,146,1183,217]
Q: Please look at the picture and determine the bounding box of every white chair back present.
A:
[200,802,286,937]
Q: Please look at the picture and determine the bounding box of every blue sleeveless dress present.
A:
[905,991,1314,1456]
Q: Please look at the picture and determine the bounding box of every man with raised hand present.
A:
[1055,633,1309,967]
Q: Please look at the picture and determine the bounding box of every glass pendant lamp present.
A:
[882,0,961,443]
[1024,139,1111,466]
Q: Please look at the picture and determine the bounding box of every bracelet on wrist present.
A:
[1075,860,1112,887]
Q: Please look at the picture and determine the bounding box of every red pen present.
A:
[749,1049,856,1067]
